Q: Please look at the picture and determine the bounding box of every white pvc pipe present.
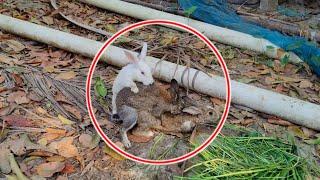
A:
[80,0,302,64]
[0,15,319,130]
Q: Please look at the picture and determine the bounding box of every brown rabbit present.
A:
[113,79,218,148]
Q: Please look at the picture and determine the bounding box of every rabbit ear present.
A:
[138,42,147,60]
[124,51,138,64]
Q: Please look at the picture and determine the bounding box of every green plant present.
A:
[178,125,320,179]
[94,76,108,98]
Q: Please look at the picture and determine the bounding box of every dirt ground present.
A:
[0,0,320,179]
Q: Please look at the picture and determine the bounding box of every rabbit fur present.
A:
[112,42,154,117]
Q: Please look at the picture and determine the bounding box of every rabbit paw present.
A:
[131,86,139,93]
[123,139,132,148]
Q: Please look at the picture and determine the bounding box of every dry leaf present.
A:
[42,16,53,25]
[41,128,66,142]
[0,40,25,53]
[103,145,125,161]
[28,151,54,157]
[36,162,65,177]
[46,155,65,162]
[3,115,33,127]
[27,91,44,102]
[61,163,75,174]
[0,148,11,174]
[78,134,92,148]
[58,114,75,125]
[42,16,54,25]
[267,118,293,126]
[56,71,76,80]
[193,41,206,49]
[62,104,82,119]
[210,97,225,105]
[0,54,18,66]
[50,137,79,158]
[288,126,308,139]
[301,127,317,138]
[45,128,66,135]
[36,107,48,115]
[43,65,56,73]
[57,176,68,180]
[263,122,278,133]
[38,138,48,146]
[7,91,30,104]
[299,80,313,89]
[128,133,153,143]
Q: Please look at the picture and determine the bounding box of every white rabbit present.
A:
[111,42,154,119]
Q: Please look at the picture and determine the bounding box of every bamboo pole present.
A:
[0,14,319,130]
[79,0,302,64]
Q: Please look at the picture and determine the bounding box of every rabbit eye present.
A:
[141,71,145,75]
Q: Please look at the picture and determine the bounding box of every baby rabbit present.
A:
[112,42,154,118]
[115,81,180,148]
[111,42,154,148]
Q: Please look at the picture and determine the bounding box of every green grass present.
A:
[178,125,320,180]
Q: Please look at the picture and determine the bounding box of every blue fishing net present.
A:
[178,0,320,76]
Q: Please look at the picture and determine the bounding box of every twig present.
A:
[8,153,29,180]
[50,0,140,44]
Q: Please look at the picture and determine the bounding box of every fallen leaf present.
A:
[46,156,65,162]
[28,151,54,157]
[62,104,82,120]
[36,107,48,115]
[7,91,30,104]
[288,126,308,139]
[58,114,75,125]
[61,163,75,174]
[50,137,79,158]
[0,148,11,174]
[57,176,68,180]
[0,75,5,83]
[0,40,25,53]
[38,138,48,146]
[267,118,293,126]
[78,134,97,148]
[105,24,117,33]
[128,133,153,143]
[36,162,65,177]
[45,128,66,135]
[241,119,256,126]
[263,122,278,133]
[160,34,178,46]
[299,80,313,89]
[193,41,206,49]
[210,97,225,105]
[40,128,66,142]
[0,54,17,66]
[301,127,317,138]
[42,16,54,25]
[103,145,125,161]
[3,115,33,127]
[43,65,56,73]
[27,91,44,102]
[56,71,76,80]
[11,73,23,86]
[237,77,256,84]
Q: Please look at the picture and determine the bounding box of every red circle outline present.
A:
[86,19,231,165]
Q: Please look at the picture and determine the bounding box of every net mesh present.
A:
[178,0,320,76]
